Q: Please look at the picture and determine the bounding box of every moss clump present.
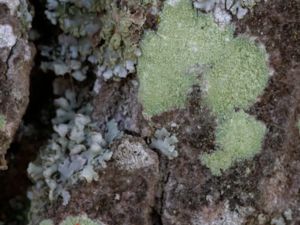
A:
[201,111,266,175]
[0,114,6,130]
[137,0,268,116]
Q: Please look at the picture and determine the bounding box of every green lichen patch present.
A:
[39,219,54,225]
[201,111,266,176]
[203,38,268,118]
[60,215,101,225]
[137,0,269,116]
[0,114,6,130]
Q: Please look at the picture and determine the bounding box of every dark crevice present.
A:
[151,207,163,225]
[151,152,171,225]
[2,41,18,80]
[0,0,58,224]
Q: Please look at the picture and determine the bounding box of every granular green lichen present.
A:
[60,215,102,225]
[201,111,266,175]
[39,215,101,225]
[0,114,6,130]
[138,0,269,175]
[137,0,269,117]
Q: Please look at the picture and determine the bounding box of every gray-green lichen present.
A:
[150,128,178,159]
[193,0,259,23]
[27,89,113,224]
[41,0,157,84]
[138,0,268,117]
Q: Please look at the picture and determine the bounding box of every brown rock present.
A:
[45,136,160,225]
[0,0,35,169]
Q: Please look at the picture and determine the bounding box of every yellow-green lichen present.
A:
[137,0,268,117]
[0,114,6,130]
[201,111,266,175]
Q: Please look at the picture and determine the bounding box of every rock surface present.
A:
[43,136,160,225]
[0,0,299,224]
[0,0,35,169]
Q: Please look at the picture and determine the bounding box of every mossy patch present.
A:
[137,0,268,117]
[201,111,266,176]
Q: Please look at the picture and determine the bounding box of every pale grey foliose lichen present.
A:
[40,0,157,86]
[193,0,259,24]
[150,128,178,159]
[105,119,123,144]
[27,89,113,212]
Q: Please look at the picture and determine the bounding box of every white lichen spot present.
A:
[0,0,20,15]
[93,80,102,94]
[167,0,180,6]
[24,44,32,61]
[192,201,252,225]
[283,208,293,221]
[213,7,232,26]
[0,25,16,48]
[80,165,99,183]
[193,0,216,11]
[188,41,199,53]
[114,140,156,171]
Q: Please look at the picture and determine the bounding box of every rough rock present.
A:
[42,136,160,225]
[2,0,299,224]
[157,0,300,224]
[0,0,35,169]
